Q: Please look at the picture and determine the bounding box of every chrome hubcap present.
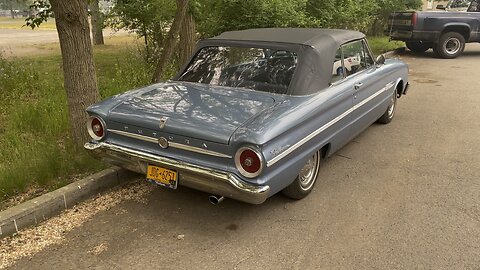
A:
[445,38,461,55]
[299,152,319,191]
[388,93,396,118]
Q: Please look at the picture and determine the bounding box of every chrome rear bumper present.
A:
[84,142,270,204]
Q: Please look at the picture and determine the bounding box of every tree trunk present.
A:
[179,10,196,66]
[89,0,104,45]
[10,4,14,19]
[50,0,100,149]
[152,0,190,83]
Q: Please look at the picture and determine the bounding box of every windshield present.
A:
[177,46,298,94]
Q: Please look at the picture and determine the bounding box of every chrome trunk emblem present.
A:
[159,117,168,129]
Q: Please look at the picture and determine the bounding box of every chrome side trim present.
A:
[107,129,232,158]
[169,142,232,158]
[108,129,158,143]
[267,81,396,167]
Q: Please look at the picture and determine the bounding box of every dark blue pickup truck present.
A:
[386,0,480,58]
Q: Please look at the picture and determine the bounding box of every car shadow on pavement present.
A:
[400,46,480,59]
[399,50,439,59]
[459,50,480,57]
[92,180,295,239]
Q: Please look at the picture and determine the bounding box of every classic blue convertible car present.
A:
[85,28,409,204]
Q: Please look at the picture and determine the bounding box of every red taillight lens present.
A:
[235,146,264,178]
[87,116,105,140]
[91,118,104,137]
[240,150,261,173]
[412,12,418,26]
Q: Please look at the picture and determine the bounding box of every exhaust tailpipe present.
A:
[209,195,224,205]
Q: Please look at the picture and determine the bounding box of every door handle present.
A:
[354,83,363,90]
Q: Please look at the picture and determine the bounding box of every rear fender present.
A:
[442,23,471,40]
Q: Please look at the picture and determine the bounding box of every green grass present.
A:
[0,39,153,203]
[0,17,57,30]
[367,36,405,56]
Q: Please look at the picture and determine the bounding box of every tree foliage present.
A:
[107,0,422,79]
[197,0,309,37]
[306,0,422,34]
[106,0,176,62]
[24,0,52,29]
[0,0,29,10]
[0,0,31,18]
[193,0,422,36]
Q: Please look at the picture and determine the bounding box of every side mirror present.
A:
[376,54,386,65]
[436,4,446,10]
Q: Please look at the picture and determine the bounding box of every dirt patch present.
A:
[88,243,109,255]
[0,185,47,212]
[0,28,130,58]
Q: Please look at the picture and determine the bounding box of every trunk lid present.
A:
[108,82,279,144]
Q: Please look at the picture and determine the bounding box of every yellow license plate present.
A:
[146,165,178,189]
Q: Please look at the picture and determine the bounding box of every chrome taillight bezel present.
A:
[87,116,106,141]
[235,146,264,178]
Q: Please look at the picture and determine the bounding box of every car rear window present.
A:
[177,46,298,94]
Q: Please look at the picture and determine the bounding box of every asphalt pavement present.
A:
[10,45,480,269]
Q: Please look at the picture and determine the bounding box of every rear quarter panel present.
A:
[245,82,354,194]
[418,12,480,41]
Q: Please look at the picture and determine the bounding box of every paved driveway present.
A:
[0,29,60,46]
[10,46,480,269]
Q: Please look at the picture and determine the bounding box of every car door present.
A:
[341,39,387,140]
[319,47,357,155]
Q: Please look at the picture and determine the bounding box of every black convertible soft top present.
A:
[177,28,367,95]
[212,28,365,50]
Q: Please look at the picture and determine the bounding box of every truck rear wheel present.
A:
[406,42,430,53]
[433,32,465,59]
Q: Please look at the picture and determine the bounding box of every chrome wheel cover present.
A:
[444,38,461,55]
[299,152,320,191]
[387,91,396,119]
